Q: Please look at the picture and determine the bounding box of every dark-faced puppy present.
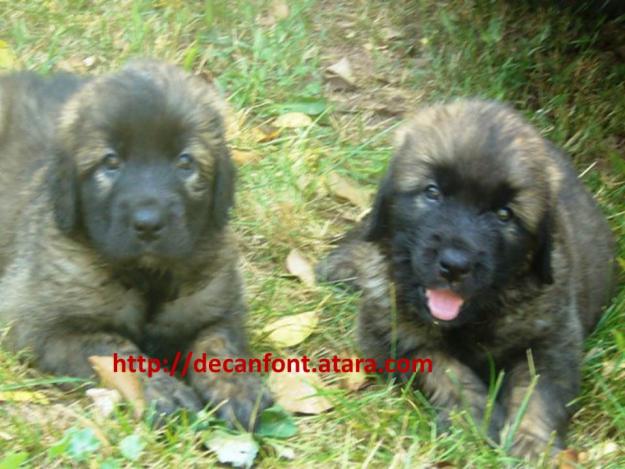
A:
[0,61,271,429]
[317,99,616,460]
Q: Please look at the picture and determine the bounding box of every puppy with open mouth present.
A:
[317,98,616,460]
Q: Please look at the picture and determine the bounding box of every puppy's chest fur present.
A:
[388,277,566,372]
[111,262,240,359]
[2,201,239,361]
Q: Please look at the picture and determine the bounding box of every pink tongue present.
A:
[426,289,464,321]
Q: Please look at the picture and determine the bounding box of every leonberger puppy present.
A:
[0,61,271,429]
[317,99,616,460]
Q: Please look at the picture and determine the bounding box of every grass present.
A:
[0,0,624,467]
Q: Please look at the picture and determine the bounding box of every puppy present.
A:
[317,98,616,459]
[0,61,271,429]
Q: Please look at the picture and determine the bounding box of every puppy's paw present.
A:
[509,429,562,462]
[142,371,203,419]
[484,402,506,441]
[434,401,505,442]
[193,374,273,431]
[435,408,453,434]
[215,384,273,431]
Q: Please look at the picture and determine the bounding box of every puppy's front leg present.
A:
[359,322,504,438]
[187,321,272,431]
[415,351,505,439]
[502,350,578,460]
[37,330,202,416]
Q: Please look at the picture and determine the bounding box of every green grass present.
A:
[1,0,624,467]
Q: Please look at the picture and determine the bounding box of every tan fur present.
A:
[0,62,271,429]
[317,98,616,461]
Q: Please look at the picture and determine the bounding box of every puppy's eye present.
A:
[176,153,196,171]
[496,207,513,222]
[102,152,122,171]
[424,184,441,201]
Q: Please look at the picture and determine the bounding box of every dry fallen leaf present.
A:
[56,57,88,73]
[0,391,49,404]
[89,355,145,419]
[252,125,281,143]
[86,387,122,419]
[263,311,319,348]
[556,448,579,469]
[270,0,289,20]
[326,172,371,210]
[285,249,315,287]
[296,174,313,192]
[338,206,367,223]
[340,356,369,392]
[223,107,246,142]
[273,112,313,129]
[383,27,403,41]
[268,370,333,414]
[231,149,262,166]
[325,57,356,89]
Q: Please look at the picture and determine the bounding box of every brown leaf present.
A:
[89,355,145,419]
[273,112,313,129]
[56,57,88,73]
[285,249,315,287]
[224,107,244,142]
[270,0,289,20]
[326,172,371,210]
[325,57,356,90]
[296,174,313,191]
[556,448,579,469]
[263,311,319,348]
[340,356,369,392]
[336,204,369,223]
[267,370,333,414]
[232,149,262,166]
[252,125,281,143]
[383,27,403,41]
[256,0,289,27]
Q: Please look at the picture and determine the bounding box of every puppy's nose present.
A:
[132,207,164,240]
[438,248,472,282]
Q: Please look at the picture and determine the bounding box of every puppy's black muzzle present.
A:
[132,205,165,241]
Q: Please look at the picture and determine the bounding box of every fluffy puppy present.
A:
[0,61,271,429]
[317,99,616,459]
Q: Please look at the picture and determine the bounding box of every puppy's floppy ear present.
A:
[211,146,236,230]
[531,211,554,284]
[48,149,80,234]
[364,170,394,241]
